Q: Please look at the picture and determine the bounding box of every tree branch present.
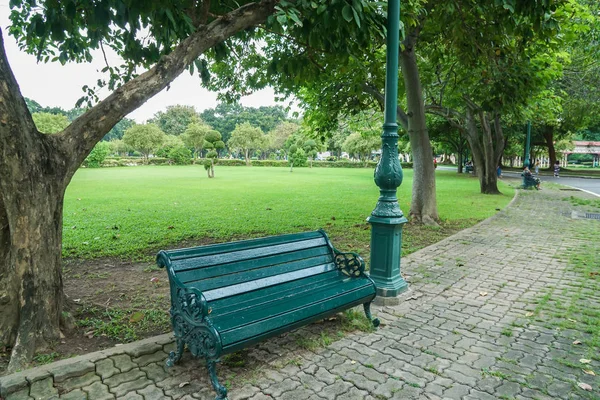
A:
[59,0,280,177]
[0,28,45,157]
[361,82,409,131]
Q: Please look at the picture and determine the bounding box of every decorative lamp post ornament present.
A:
[367,0,409,302]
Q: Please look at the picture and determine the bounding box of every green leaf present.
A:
[342,5,353,22]
[352,8,361,28]
[129,312,144,323]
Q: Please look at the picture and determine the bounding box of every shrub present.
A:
[168,146,192,165]
[85,142,110,168]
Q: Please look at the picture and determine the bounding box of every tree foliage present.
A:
[149,105,200,136]
[122,124,166,162]
[227,122,267,166]
[31,112,69,134]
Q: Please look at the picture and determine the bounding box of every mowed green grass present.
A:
[63,166,515,260]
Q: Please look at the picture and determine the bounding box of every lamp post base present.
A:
[367,215,409,298]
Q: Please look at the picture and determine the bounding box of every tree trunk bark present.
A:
[463,109,503,194]
[400,33,439,225]
[542,125,557,168]
[245,149,250,166]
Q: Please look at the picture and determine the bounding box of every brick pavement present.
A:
[1,187,599,400]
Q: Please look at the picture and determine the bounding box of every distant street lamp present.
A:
[367,0,409,303]
[524,121,531,168]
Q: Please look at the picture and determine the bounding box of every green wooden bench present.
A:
[157,230,379,400]
[521,172,540,190]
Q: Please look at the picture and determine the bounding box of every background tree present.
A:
[266,122,299,158]
[227,122,267,166]
[287,145,307,172]
[31,112,69,134]
[108,139,130,157]
[149,105,200,136]
[303,139,319,168]
[122,124,166,163]
[182,122,213,160]
[200,103,287,143]
[156,135,185,158]
[102,118,135,141]
[203,130,225,178]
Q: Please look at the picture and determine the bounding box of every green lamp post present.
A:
[524,121,531,168]
[367,0,409,303]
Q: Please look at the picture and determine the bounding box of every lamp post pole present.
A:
[367,0,409,303]
[524,121,531,168]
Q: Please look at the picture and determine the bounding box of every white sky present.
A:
[0,1,285,122]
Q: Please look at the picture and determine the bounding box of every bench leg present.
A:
[207,360,228,400]
[363,302,380,328]
[166,338,185,368]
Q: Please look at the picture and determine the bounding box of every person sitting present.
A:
[522,167,541,190]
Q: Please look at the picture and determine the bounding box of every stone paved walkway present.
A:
[1,187,599,400]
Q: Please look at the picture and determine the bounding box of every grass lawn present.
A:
[63,166,515,262]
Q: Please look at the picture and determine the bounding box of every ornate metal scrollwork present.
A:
[174,286,207,321]
[334,252,366,277]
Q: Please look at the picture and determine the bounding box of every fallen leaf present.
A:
[578,382,592,391]
[583,370,596,376]
[350,360,356,364]
[580,359,592,364]
[573,340,582,345]
[479,291,488,297]
[525,312,534,317]
[150,277,159,283]
[179,382,190,388]
[129,311,144,323]
[331,216,336,220]
[568,318,577,323]
[167,225,175,230]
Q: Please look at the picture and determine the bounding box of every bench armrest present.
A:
[157,250,209,321]
[334,251,366,277]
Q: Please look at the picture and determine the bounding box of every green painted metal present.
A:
[524,121,532,168]
[157,230,378,400]
[367,0,409,298]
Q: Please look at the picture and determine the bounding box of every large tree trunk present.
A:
[0,0,279,370]
[400,32,439,225]
[542,125,557,168]
[463,108,504,194]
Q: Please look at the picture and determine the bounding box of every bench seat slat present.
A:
[170,237,327,271]
[209,270,342,316]
[164,231,325,261]
[219,284,375,347]
[210,273,370,325]
[177,246,332,285]
[200,263,337,301]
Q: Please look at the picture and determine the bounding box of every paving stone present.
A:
[126,342,163,359]
[96,358,119,380]
[318,380,353,400]
[0,375,29,397]
[110,377,151,398]
[135,384,165,400]
[104,370,146,389]
[115,393,143,400]
[29,377,58,400]
[52,361,96,383]
[262,378,300,398]
[5,387,33,400]
[496,381,522,398]
[372,378,404,399]
[139,364,169,382]
[59,389,88,400]
[227,385,260,400]
[111,355,137,373]
[132,352,167,368]
[82,381,113,400]
[60,372,101,395]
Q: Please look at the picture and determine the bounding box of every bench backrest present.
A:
[159,230,337,302]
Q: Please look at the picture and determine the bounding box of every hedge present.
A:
[100,157,413,169]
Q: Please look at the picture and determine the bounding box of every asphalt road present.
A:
[437,165,600,196]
